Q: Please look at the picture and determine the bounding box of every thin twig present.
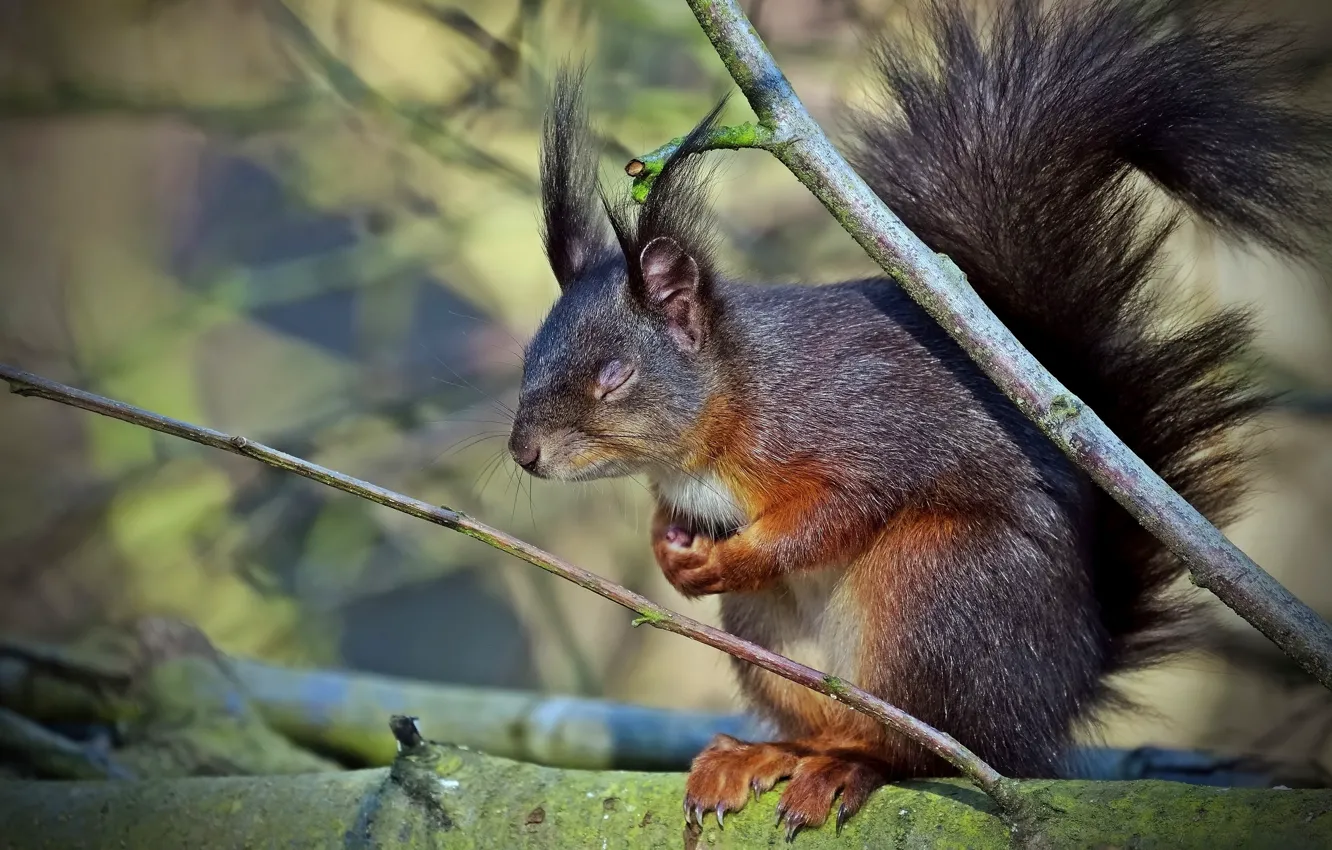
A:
[653,0,1332,691]
[0,364,1020,812]
[625,121,777,201]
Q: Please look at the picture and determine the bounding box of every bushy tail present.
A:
[846,0,1332,673]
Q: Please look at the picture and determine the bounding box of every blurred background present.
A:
[2,0,1332,775]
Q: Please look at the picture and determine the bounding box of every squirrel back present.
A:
[846,0,1332,677]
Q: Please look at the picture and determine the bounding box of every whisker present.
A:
[424,349,517,418]
[453,368,515,417]
[475,449,511,496]
[510,460,524,524]
[444,307,528,354]
[504,461,522,505]
[468,448,499,488]
[421,416,514,427]
[526,472,538,532]
[433,432,508,463]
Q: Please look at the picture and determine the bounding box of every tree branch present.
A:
[625,121,777,201]
[658,0,1332,691]
[4,729,1332,849]
[1,627,1324,843]
[0,364,1022,815]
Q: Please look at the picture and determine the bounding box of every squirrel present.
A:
[508,0,1332,838]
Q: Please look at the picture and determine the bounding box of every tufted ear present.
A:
[540,67,611,288]
[603,94,729,348]
[639,236,707,352]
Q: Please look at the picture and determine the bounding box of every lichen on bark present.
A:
[4,738,1332,849]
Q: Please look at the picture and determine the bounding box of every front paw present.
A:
[652,524,729,597]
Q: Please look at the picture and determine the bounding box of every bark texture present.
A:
[3,740,1332,849]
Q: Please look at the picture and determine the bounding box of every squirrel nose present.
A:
[509,437,541,471]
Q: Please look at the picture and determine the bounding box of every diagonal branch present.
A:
[0,363,1023,816]
[658,0,1332,691]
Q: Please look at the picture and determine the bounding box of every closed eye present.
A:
[594,359,637,400]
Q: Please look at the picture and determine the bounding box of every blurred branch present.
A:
[0,620,336,778]
[0,364,1024,817]
[88,218,450,390]
[514,567,605,697]
[262,0,536,193]
[656,0,1332,691]
[381,0,520,66]
[378,0,552,137]
[1206,629,1330,689]
[0,633,131,689]
[268,0,637,191]
[0,6,539,192]
[234,657,754,770]
[0,707,133,780]
[0,86,322,135]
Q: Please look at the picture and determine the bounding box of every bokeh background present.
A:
[2,0,1332,773]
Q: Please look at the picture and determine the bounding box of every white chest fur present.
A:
[652,467,747,534]
[653,468,862,680]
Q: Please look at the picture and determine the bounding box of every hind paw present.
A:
[681,735,887,839]
[773,753,885,840]
[682,734,801,827]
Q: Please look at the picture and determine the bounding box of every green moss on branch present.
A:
[2,739,1331,849]
[627,121,776,202]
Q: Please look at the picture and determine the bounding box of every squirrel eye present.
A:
[594,359,636,400]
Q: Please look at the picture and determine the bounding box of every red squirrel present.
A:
[508,0,1332,838]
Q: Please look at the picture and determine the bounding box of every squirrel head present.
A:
[509,69,727,481]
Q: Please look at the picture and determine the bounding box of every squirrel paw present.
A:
[683,735,800,829]
[683,735,886,840]
[651,523,728,597]
[773,752,885,840]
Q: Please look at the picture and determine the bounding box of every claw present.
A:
[715,804,725,829]
[694,804,706,828]
[775,801,787,828]
[836,803,850,835]
[683,798,690,821]
[784,816,803,843]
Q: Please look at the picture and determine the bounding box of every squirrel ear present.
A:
[639,236,707,352]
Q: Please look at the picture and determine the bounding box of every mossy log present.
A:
[2,730,1332,850]
[0,622,337,779]
[1,624,1312,787]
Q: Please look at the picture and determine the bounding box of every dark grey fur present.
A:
[512,0,1332,777]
